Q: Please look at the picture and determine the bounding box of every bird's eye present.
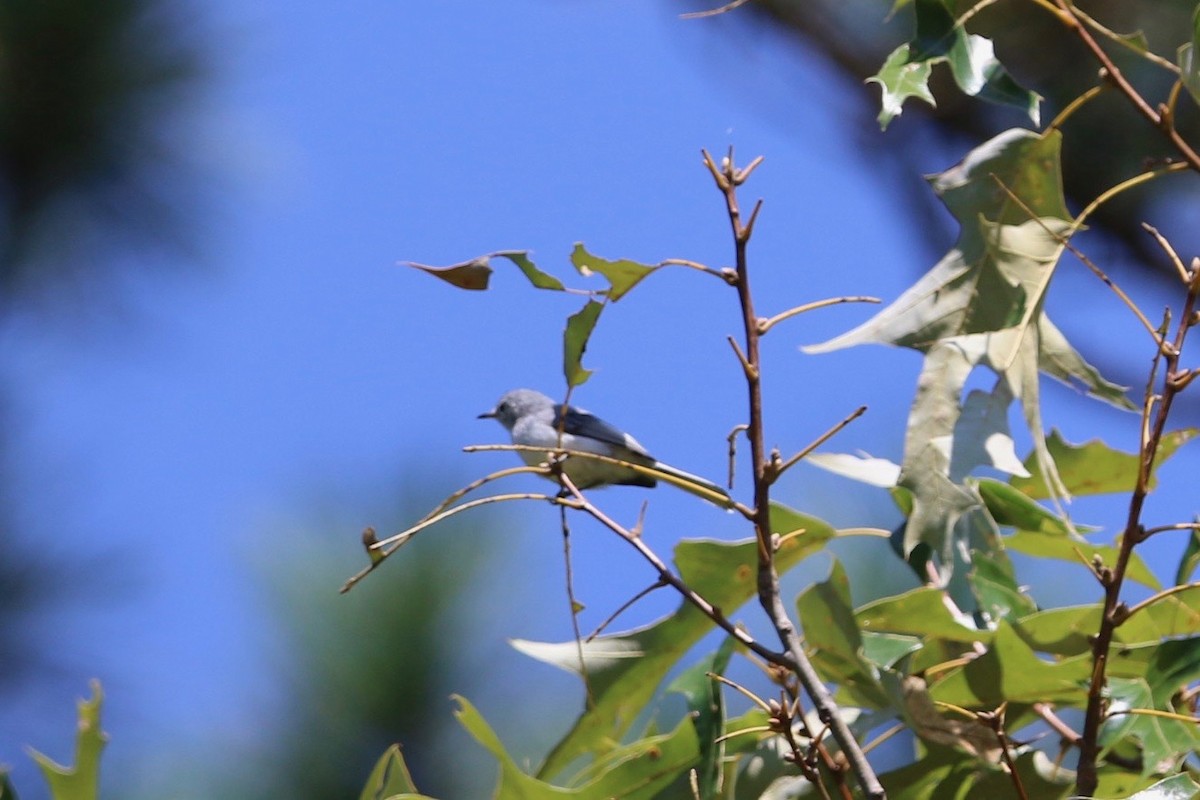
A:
[498,401,509,414]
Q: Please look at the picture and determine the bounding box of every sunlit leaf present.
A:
[856,586,988,644]
[949,382,1028,480]
[28,681,106,800]
[1122,773,1200,799]
[806,129,1128,566]
[1011,604,1101,656]
[1104,676,1199,776]
[806,451,901,487]
[519,506,834,780]
[868,0,1039,130]
[1129,586,1200,639]
[358,744,429,800]
[976,478,1074,535]
[496,250,566,291]
[868,44,935,130]
[570,244,655,302]
[947,34,1041,125]
[564,300,604,387]
[452,695,698,798]
[1011,429,1198,499]
[931,622,1090,707]
[861,631,922,669]
[1005,529,1160,590]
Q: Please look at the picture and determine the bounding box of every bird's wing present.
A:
[554,405,653,458]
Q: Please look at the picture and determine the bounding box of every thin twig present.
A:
[1033,702,1081,744]
[1046,84,1105,131]
[559,503,595,709]
[556,472,790,667]
[757,296,881,335]
[679,0,752,19]
[980,705,1029,800]
[1123,580,1200,620]
[1143,223,1192,285]
[659,257,737,284]
[775,406,868,480]
[586,579,667,641]
[417,465,550,524]
[1071,5,1180,73]
[340,490,562,593]
[709,672,774,713]
[1144,521,1200,537]
[727,423,749,490]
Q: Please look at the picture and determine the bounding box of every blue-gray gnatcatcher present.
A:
[479,388,729,502]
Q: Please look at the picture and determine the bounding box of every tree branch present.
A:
[701,148,885,800]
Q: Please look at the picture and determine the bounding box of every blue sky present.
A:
[1,0,1195,796]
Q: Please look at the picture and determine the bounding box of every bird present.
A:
[479,388,729,504]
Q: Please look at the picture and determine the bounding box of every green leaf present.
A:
[563,300,604,388]
[408,256,493,290]
[1179,6,1200,106]
[358,745,426,800]
[496,251,566,291]
[868,44,936,130]
[1144,637,1200,711]
[931,622,1090,707]
[868,0,1039,129]
[666,638,735,800]
[570,244,655,302]
[798,559,889,708]
[873,744,981,799]
[1011,604,1101,656]
[1128,586,1200,638]
[519,506,834,780]
[807,129,1130,566]
[28,681,107,800]
[860,631,922,668]
[1103,677,1199,776]
[1,772,17,800]
[968,550,1036,623]
[977,477,1074,535]
[856,586,989,644]
[946,34,1041,125]
[1175,519,1200,585]
[1011,429,1198,499]
[1005,529,1161,590]
[1122,773,1200,799]
[407,251,566,292]
[452,695,698,799]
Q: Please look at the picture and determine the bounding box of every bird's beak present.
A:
[478,408,496,419]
